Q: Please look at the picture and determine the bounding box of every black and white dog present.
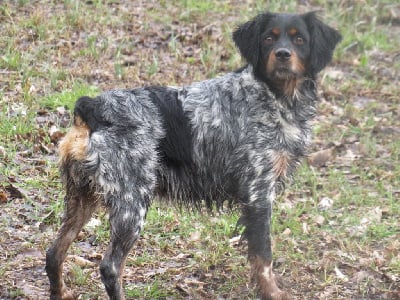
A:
[46,11,341,300]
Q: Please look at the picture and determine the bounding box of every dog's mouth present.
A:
[267,64,303,84]
[270,66,299,80]
[266,50,306,82]
[265,63,305,96]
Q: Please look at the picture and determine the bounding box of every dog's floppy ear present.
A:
[303,12,342,75]
[233,13,273,67]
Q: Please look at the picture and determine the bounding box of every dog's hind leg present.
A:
[46,183,98,300]
[94,140,157,299]
[100,196,148,300]
[46,117,100,299]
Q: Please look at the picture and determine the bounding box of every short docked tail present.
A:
[74,96,109,132]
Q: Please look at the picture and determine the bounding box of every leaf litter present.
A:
[0,1,399,299]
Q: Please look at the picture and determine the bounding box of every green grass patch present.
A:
[0,1,399,298]
[40,83,99,111]
[126,280,173,299]
[0,110,36,139]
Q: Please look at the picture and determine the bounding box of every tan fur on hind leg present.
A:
[58,116,90,163]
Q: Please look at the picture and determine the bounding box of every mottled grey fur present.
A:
[80,65,316,209]
[46,11,341,300]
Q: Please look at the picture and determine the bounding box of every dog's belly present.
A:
[154,153,242,207]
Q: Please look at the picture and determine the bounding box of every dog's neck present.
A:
[240,65,317,107]
[249,64,310,99]
[268,77,304,98]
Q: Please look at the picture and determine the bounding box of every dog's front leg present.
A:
[241,186,291,300]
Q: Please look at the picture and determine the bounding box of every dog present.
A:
[45,11,341,300]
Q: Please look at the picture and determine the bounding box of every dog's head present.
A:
[233,12,341,94]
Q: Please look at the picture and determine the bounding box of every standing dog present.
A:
[46,11,341,300]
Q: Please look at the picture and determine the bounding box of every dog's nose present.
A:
[275,48,291,61]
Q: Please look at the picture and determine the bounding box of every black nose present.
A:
[275,48,291,61]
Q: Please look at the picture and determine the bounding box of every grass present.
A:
[40,83,99,111]
[0,0,399,299]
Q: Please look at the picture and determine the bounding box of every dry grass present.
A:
[0,1,399,299]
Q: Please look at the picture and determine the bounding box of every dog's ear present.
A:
[303,12,342,75]
[233,13,273,67]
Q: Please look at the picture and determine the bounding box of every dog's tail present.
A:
[74,96,110,132]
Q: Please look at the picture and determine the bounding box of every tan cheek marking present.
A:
[283,52,305,96]
[59,116,90,163]
[266,51,276,75]
[291,51,305,74]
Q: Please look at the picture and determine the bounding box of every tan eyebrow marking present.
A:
[271,28,280,36]
[288,27,298,36]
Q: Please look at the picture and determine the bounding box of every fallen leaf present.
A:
[229,235,241,246]
[334,266,349,282]
[5,183,28,199]
[0,191,8,203]
[373,250,385,267]
[302,222,309,234]
[189,231,201,242]
[322,68,345,80]
[384,240,400,260]
[318,197,334,210]
[56,106,66,115]
[86,217,102,229]
[314,215,325,226]
[360,207,382,225]
[49,125,65,143]
[347,225,368,237]
[144,267,167,278]
[308,147,336,167]
[88,252,103,260]
[352,270,372,283]
[67,255,96,267]
[0,146,6,157]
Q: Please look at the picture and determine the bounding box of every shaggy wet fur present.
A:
[46,11,341,300]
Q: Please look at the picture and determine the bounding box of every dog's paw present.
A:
[251,258,291,300]
[260,289,292,300]
[50,290,76,300]
[62,291,76,300]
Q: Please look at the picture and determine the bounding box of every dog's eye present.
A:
[264,36,275,44]
[294,36,304,45]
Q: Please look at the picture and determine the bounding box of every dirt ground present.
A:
[0,1,399,299]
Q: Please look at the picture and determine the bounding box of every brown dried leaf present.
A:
[0,146,6,157]
[189,231,201,242]
[314,215,325,226]
[0,190,8,203]
[384,240,400,260]
[308,147,336,167]
[49,125,65,143]
[5,183,28,199]
[67,255,96,267]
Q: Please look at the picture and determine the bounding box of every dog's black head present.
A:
[233,12,341,95]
